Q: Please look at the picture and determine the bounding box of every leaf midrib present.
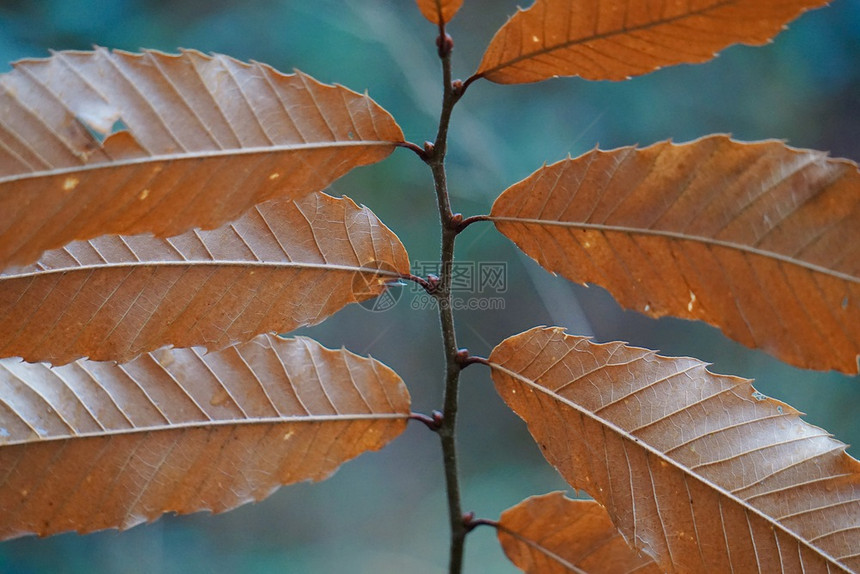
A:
[2,261,405,280]
[488,359,852,572]
[0,140,400,183]
[2,412,409,447]
[490,216,859,284]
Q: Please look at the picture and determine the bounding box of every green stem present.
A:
[424,27,468,574]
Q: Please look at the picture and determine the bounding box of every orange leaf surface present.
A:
[474,0,828,84]
[0,192,409,365]
[415,0,464,25]
[498,492,662,574]
[0,334,410,539]
[0,48,404,269]
[489,327,860,573]
[491,136,860,374]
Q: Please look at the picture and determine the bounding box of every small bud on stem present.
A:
[426,274,441,294]
[436,33,454,58]
[432,410,444,427]
[454,348,470,365]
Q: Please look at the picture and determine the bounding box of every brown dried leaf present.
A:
[0,191,409,365]
[475,0,828,84]
[489,327,860,573]
[0,48,404,269]
[415,0,464,25]
[491,136,860,374]
[499,492,662,574]
[0,334,410,539]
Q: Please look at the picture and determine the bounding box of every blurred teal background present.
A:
[0,1,858,572]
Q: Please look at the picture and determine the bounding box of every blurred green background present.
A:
[0,1,858,572]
